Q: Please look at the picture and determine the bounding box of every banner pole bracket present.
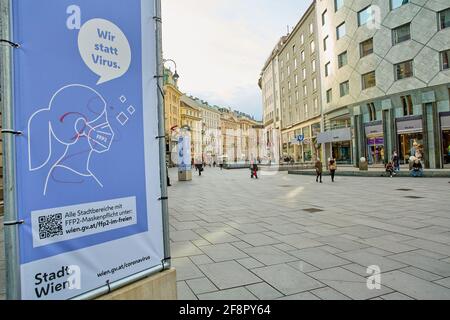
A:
[1,129,23,135]
[0,39,20,48]
[3,220,25,227]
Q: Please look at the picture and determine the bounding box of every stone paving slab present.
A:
[252,264,324,295]
[199,261,262,290]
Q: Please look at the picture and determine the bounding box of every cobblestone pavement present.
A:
[168,167,450,300]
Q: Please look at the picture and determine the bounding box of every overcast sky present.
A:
[162,0,313,120]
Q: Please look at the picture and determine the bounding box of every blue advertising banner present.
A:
[10,0,164,299]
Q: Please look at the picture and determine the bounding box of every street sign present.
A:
[297,135,305,142]
[6,0,167,300]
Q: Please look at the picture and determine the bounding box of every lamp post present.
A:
[163,58,180,82]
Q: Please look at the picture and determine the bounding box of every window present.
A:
[401,95,413,116]
[314,98,319,112]
[313,78,317,91]
[288,81,291,90]
[305,103,309,116]
[311,59,316,73]
[310,23,314,34]
[322,10,327,26]
[293,45,296,53]
[323,36,329,51]
[281,72,284,81]
[288,66,291,76]
[338,51,348,68]
[300,34,304,45]
[282,87,285,96]
[340,81,349,97]
[362,71,376,89]
[360,38,373,57]
[393,23,411,44]
[295,74,299,86]
[303,85,307,96]
[287,52,290,61]
[358,6,373,26]
[367,102,377,121]
[441,49,450,70]
[294,58,298,69]
[311,40,315,54]
[296,91,299,102]
[395,60,413,80]
[337,22,346,40]
[439,8,450,30]
[335,0,344,12]
[301,51,305,62]
[325,62,331,77]
[391,0,409,10]
[326,89,332,103]
[302,68,307,80]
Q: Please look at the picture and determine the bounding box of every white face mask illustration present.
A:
[87,119,114,154]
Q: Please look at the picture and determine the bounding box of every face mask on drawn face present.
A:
[87,121,114,154]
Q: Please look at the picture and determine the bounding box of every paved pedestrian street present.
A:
[168,167,450,300]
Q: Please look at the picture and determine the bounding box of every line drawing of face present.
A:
[28,84,115,195]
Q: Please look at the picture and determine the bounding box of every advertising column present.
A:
[7,0,168,299]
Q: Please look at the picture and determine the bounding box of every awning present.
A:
[317,127,352,144]
[441,113,450,130]
[397,117,423,134]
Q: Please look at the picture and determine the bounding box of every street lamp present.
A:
[163,58,180,82]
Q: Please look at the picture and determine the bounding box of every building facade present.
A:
[195,99,222,165]
[163,68,183,165]
[278,2,323,164]
[259,37,287,164]
[180,96,203,163]
[315,0,450,168]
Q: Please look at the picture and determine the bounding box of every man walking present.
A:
[315,158,323,183]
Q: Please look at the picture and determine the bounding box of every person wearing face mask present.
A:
[28,85,115,195]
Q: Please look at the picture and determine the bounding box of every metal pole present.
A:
[0,0,21,300]
[155,0,171,269]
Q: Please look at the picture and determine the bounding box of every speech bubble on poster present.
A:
[78,18,131,85]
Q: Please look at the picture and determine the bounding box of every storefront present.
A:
[302,127,312,162]
[317,127,352,164]
[365,121,384,165]
[440,112,450,167]
[396,116,424,164]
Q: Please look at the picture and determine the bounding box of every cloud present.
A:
[162,0,312,120]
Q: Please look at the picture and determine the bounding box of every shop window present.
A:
[367,102,377,121]
[362,71,376,90]
[439,8,450,30]
[441,49,450,70]
[393,23,411,45]
[401,95,413,116]
[360,38,373,57]
[395,60,414,80]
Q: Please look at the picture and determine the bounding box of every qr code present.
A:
[38,213,63,240]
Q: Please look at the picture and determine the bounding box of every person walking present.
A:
[392,151,400,172]
[329,158,337,182]
[315,158,323,183]
[250,161,259,179]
